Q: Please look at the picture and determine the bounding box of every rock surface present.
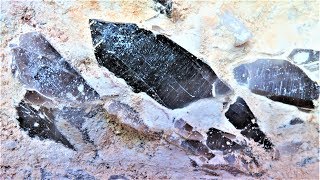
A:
[1,0,319,179]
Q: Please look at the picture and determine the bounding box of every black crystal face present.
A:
[16,91,103,149]
[206,128,243,151]
[90,19,231,109]
[16,101,74,149]
[11,32,99,103]
[234,59,319,109]
[225,97,273,150]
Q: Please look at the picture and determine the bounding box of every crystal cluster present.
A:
[11,20,319,178]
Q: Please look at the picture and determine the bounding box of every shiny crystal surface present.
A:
[206,127,243,151]
[90,19,231,109]
[233,59,319,109]
[11,32,99,103]
[16,101,74,149]
[225,97,273,150]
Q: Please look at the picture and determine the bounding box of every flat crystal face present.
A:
[17,100,75,149]
[225,97,273,150]
[12,32,99,103]
[90,19,231,109]
[206,127,243,151]
[233,59,319,109]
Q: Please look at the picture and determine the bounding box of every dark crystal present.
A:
[11,32,99,103]
[225,97,273,150]
[234,59,319,109]
[16,101,74,149]
[90,19,231,109]
[289,118,304,125]
[16,96,102,149]
[206,128,243,151]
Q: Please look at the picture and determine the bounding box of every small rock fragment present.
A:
[288,49,319,65]
[174,119,204,141]
[287,48,319,72]
[219,11,252,46]
[3,140,18,150]
[181,140,215,159]
[225,97,273,150]
[154,0,173,17]
[11,32,99,103]
[90,19,231,109]
[65,169,95,180]
[40,168,53,180]
[289,118,304,125]
[297,157,318,167]
[234,59,319,109]
[109,175,129,180]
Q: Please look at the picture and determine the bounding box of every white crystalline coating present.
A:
[220,11,252,46]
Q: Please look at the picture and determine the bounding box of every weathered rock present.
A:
[233,59,319,109]
[90,19,231,109]
[225,97,273,150]
[11,32,99,103]
[40,168,53,180]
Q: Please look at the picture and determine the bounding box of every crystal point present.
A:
[90,19,231,109]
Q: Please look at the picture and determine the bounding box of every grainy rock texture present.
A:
[1,0,319,179]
